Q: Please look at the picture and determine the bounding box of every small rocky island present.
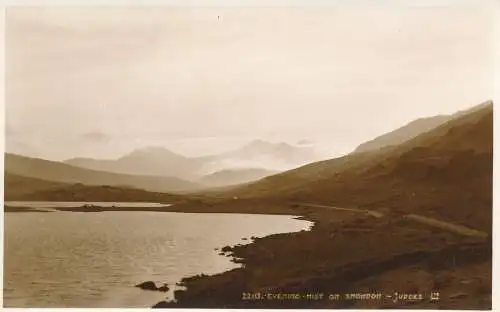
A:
[135,281,170,292]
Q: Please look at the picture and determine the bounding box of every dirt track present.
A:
[298,203,488,239]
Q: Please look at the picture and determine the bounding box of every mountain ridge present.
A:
[352,100,492,154]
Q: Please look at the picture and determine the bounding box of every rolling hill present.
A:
[5,153,202,193]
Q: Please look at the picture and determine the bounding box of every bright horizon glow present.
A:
[5,5,494,161]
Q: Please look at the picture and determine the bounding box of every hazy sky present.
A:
[6,4,494,160]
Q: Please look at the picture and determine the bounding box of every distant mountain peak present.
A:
[121,146,185,159]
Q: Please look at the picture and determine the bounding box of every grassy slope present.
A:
[4,172,187,203]
[10,183,184,203]
[4,173,69,199]
[228,103,492,233]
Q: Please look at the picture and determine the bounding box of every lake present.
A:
[4,207,312,308]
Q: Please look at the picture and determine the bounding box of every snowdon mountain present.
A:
[65,147,206,180]
[222,140,316,166]
[63,140,319,182]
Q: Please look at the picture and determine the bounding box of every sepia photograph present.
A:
[3,1,495,309]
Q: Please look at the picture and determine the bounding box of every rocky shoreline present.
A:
[151,200,491,309]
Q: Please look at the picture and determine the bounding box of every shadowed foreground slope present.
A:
[154,102,492,309]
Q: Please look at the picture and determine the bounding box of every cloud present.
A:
[5,6,493,160]
[81,131,110,142]
[296,139,314,146]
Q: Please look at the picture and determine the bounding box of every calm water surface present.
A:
[4,209,312,308]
